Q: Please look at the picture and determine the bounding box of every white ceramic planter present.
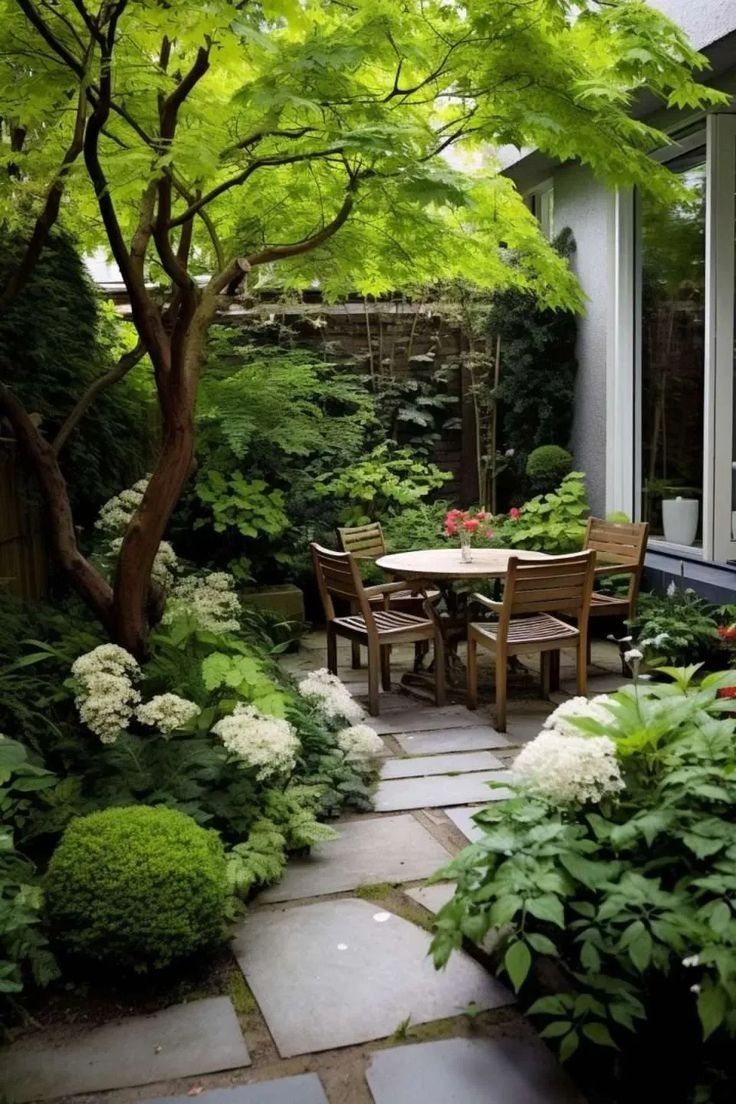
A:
[662,497,699,546]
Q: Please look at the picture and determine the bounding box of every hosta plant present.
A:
[430,669,736,1097]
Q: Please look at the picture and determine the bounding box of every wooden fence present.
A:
[0,439,49,601]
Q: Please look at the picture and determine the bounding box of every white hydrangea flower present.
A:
[71,645,142,745]
[164,570,241,633]
[297,668,364,724]
[542,694,615,738]
[667,580,677,598]
[514,731,624,805]
[136,693,200,734]
[212,704,299,780]
[336,723,384,760]
[71,643,140,680]
[96,477,150,537]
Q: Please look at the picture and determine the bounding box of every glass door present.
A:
[706,114,736,562]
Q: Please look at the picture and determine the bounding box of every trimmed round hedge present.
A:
[44,805,228,972]
[525,444,573,493]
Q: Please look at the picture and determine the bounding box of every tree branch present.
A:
[52,340,145,456]
[210,181,357,297]
[167,145,345,229]
[0,382,114,627]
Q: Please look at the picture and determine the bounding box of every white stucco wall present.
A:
[552,164,611,516]
[649,0,735,50]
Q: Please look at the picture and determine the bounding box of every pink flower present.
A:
[462,518,480,533]
[509,507,522,521]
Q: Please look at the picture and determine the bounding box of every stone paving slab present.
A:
[374,771,511,812]
[146,1074,328,1104]
[233,898,511,1057]
[396,727,510,755]
[0,997,250,1103]
[406,883,456,914]
[444,805,489,843]
[380,751,503,779]
[259,815,451,903]
[365,1036,580,1104]
[371,706,491,735]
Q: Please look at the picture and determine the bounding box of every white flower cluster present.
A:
[297,668,364,724]
[71,644,141,744]
[136,693,200,734]
[337,723,384,760]
[543,694,616,739]
[96,477,150,537]
[164,571,241,633]
[514,731,625,805]
[212,704,299,780]
[108,537,179,593]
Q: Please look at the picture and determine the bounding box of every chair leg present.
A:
[433,630,447,708]
[549,649,561,692]
[577,635,588,697]
[351,640,362,670]
[380,645,391,692]
[540,651,551,699]
[495,646,508,732]
[466,632,478,711]
[413,640,429,672]
[327,625,338,676]
[367,638,380,716]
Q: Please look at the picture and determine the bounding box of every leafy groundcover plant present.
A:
[431,668,736,1102]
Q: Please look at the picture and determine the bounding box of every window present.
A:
[527,181,554,239]
[638,149,706,545]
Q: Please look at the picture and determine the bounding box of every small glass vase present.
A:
[459,529,473,563]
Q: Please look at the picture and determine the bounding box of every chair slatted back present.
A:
[584,517,649,603]
[502,551,596,621]
[310,543,372,623]
[337,522,386,560]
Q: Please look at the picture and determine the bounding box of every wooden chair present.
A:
[337,522,438,670]
[311,542,446,716]
[467,551,596,731]
[583,517,649,625]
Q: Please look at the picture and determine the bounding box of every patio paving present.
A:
[0,997,250,1103]
[444,805,487,842]
[365,1036,581,1104]
[258,814,451,902]
[146,1074,329,1104]
[232,898,512,1057]
[395,726,511,755]
[374,770,512,812]
[379,750,503,779]
[406,883,456,913]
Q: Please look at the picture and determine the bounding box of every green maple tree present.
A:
[0,0,725,653]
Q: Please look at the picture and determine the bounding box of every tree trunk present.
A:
[111,308,209,658]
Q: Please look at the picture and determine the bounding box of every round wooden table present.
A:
[375,547,550,697]
[376,547,548,582]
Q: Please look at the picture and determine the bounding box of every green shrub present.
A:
[315,443,451,525]
[491,471,589,554]
[633,589,721,668]
[525,445,573,494]
[431,668,736,1097]
[44,806,228,972]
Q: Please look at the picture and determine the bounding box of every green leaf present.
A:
[582,1023,618,1049]
[559,1029,579,1063]
[629,929,653,973]
[697,985,728,1040]
[504,940,532,992]
[526,894,565,928]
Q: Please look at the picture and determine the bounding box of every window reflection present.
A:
[640,152,705,544]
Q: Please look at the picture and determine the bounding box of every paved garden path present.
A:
[0,635,624,1104]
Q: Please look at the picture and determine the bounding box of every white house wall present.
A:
[550,162,611,516]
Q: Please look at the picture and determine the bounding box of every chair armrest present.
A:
[363,579,417,598]
[593,562,640,578]
[472,592,503,613]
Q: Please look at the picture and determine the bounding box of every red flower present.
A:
[509,507,522,521]
[717,624,736,641]
[717,685,736,699]
[463,518,480,532]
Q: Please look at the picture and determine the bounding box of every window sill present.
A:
[647,539,704,561]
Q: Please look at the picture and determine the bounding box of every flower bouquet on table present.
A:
[444,508,494,563]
